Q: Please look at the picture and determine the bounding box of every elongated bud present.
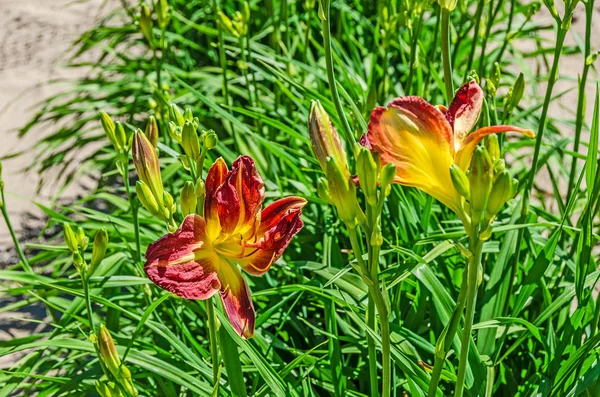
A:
[486,171,514,218]
[95,380,117,397]
[218,11,238,37]
[140,4,154,46]
[182,121,201,161]
[180,181,197,216]
[183,107,194,122]
[356,146,378,205]
[450,164,470,200]
[169,104,185,127]
[317,177,331,203]
[163,191,175,216]
[485,134,500,163]
[438,0,457,11]
[98,324,120,376]
[326,157,357,226]
[309,101,349,177]
[89,228,108,274]
[99,112,118,149]
[195,178,205,197]
[379,162,396,187]
[242,1,250,23]
[145,116,159,147]
[468,147,493,223]
[118,365,138,396]
[203,130,218,150]
[136,180,161,218]
[114,122,128,151]
[63,223,78,253]
[72,252,84,272]
[132,130,164,207]
[77,227,89,251]
[156,0,169,28]
[507,73,525,112]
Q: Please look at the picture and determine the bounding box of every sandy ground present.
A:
[0,0,110,248]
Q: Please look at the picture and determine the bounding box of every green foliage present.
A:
[1,0,600,396]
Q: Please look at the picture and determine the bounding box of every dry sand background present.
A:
[0,0,598,369]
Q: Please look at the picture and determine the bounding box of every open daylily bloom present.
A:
[366,80,534,216]
[144,156,306,338]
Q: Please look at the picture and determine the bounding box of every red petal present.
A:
[204,158,229,239]
[445,80,484,150]
[215,156,265,236]
[145,215,221,299]
[218,262,255,339]
[239,197,306,276]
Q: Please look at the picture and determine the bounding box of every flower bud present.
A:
[89,228,108,274]
[156,0,169,28]
[182,121,201,161]
[180,181,197,217]
[195,178,205,197]
[118,365,138,396]
[379,162,397,187]
[309,101,349,178]
[485,134,500,163]
[77,227,89,251]
[506,73,525,113]
[326,157,357,226]
[72,252,84,271]
[114,122,128,151]
[168,122,182,143]
[140,4,154,46]
[95,381,122,397]
[63,223,78,253]
[163,191,175,214]
[317,177,331,203]
[98,324,120,376]
[218,11,238,37]
[136,180,161,218]
[99,111,118,150]
[132,130,164,207]
[468,147,493,224]
[169,104,185,127]
[438,0,457,11]
[450,164,470,200]
[486,171,515,219]
[370,223,383,247]
[356,146,378,205]
[183,107,193,122]
[145,115,159,148]
[203,130,218,150]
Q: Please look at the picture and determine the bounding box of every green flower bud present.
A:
[317,177,331,203]
[450,164,470,200]
[145,115,159,148]
[468,147,493,224]
[95,380,122,397]
[168,122,182,143]
[356,146,378,205]
[76,227,88,251]
[99,111,118,150]
[89,228,108,274]
[309,101,349,178]
[72,252,84,271]
[485,134,500,163]
[182,121,201,161]
[438,0,457,11]
[326,157,357,226]
[203,130,218,150]
[117,365,138,396]
[486,170,512,219]
[379,162,397,187]
[136,180,161,218]
[218,11,238,37]
[370,223,383,247]
[114,122,128,151]
[140,4,154,46]
[163,191,175,214]
[169,104,185,127]
[63,223,78,253]
[132,130,164,207]
[180,181,197,217]
[156,0,169,29]
[195,178,206,197]
[507,73,525,112]
[98,324,120,376]
[183,107,194,122]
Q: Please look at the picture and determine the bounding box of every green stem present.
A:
[121,157,141,264]
[454,236,483,397]
[464,0,485,78]
[0,188,32,273]
[320,1,355,144]
[406,11,424,94]
[81,267,96,332]
[428,268,469,397]
[206,298,220,385]
[348,227,390,397]
[441,8,454,102]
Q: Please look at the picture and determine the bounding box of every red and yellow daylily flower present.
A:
[366,80,534,217]
[144,156,306,338]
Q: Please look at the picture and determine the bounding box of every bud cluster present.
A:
[218,1,250,38]
[100,112,129,153]
[167,104,218,168]
[450,135,519,236]
[63,223,108,275]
